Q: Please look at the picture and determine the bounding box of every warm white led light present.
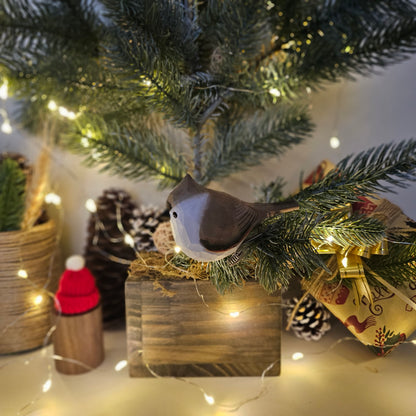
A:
[58,106,77,120]
[330,136,340,149]
[269,87,281,97]
[34,295,43,305]
[124,233,135,248]
[0,80,8,100]
[91,150,102,160]
[204,393,215,405]
[1,120,12,134]
[85,198,97,213]
[115,360,128,372]
[229,311,240,318]
[17,269,28,279]
[174,245,181,254]
[292,352,304,361]
[45,193,62,206]
[81,137,90,147]
[326,236,334,243]
[42,378,52,393]
[48,100,58,111]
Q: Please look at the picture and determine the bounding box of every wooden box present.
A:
[126,265,281,377]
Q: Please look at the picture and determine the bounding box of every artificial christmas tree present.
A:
[1,1,416,358]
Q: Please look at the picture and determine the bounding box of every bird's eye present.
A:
[172,211,178,218]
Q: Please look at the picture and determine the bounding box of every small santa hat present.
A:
[55,255,100,315]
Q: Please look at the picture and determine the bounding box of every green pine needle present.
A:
[255,177,287,203]
[67,116,187,189]
[0,159,26,231]
[365,232,416,287]
[207,258,250,294]
[312,211,387,248]
[201,104,313,183]
[209,211,327,293]
[296,139,416,212]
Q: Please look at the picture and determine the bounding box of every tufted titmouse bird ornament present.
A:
[167,174,299,262]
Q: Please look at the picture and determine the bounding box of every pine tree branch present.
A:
[201,104,313,184]
[0,159,26,231]
[0,0,107,130]
[243,211,326,292]
[0,0,103,63]
[191,93,228,181]
[67,117,187,189]
[206,211,325,293]
[197,0,269,72]
[365,233,416,287]
[285,2,416,84]
[2,0,416,197]
[240,1,416,104]
[107,28,210,129]
[296,139,416,212]
[255,177,286,203]
[101,0,201,74]
[207,258,250,294]
[312,212,386,248]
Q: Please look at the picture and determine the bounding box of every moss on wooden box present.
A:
[126,255,281,377]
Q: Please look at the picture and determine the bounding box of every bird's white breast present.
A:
[169,193,237,262]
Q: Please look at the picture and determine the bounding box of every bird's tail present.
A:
[252,199,299,218]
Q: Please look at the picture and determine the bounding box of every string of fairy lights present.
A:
[0,86,286,412]
[0,78,13,134]
[4,184,416,414]
[1,75,416,414]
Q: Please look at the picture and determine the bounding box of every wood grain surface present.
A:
[126,275,281,377]
[53,305,104,374]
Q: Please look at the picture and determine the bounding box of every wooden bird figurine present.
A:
[167,174,299,262]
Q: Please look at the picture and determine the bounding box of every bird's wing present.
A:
[199,195,258,252]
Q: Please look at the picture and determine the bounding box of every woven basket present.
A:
[0,220,60,354]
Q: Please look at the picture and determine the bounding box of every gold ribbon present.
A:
[286,237,416,332]
[311,239,388,306]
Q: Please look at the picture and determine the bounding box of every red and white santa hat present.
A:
[54,255,100,315]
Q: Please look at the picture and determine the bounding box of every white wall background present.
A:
[1,55,416,259]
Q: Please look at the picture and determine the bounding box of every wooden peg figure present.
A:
[53,255,104,374]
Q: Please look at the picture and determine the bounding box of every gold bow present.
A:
[311,238,388,306]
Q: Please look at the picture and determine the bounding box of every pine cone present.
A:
[84,188,138,324]
[130,205,169,252]
[286,295,332,341]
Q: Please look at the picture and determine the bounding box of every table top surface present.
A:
[1,320,415,416]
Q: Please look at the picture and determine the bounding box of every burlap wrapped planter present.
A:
[0,220,60,354]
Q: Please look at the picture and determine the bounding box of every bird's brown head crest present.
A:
[167,174,205,207]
